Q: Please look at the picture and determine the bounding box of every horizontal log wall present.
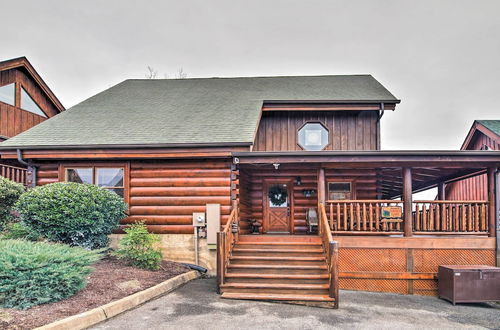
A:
[0,67,59,138]
[241,165,378,234]
[253,110,379,151]
[35,159,233,234]
[126,160,232,234]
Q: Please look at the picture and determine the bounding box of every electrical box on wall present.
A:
[192,212,206,227]
[206,203,221,248]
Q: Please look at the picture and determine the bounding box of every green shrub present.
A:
[1,222,41,241]
[0,239,101,309]
[0,177,25,230]
[114,222,163,270]
[15,182,127,249]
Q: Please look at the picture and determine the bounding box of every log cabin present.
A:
[0,75,499,308]
[0,57,65,183]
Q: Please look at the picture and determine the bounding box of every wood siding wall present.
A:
[0,68,59,138]
[253,111,379,151]
[239,165,378,234]
[446,131,499,200]
[35,160,233,234]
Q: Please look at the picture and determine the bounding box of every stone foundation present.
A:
[110,234,217,275]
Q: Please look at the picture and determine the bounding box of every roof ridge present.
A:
[125,74,374,81]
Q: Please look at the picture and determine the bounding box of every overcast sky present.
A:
[2,0,499,150]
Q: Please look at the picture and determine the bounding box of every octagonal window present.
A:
[298,122,329,151]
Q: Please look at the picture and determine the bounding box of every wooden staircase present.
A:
[219,235,336,308]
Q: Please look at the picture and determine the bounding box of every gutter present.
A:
[17,149,37,188]
[0,142,253,151]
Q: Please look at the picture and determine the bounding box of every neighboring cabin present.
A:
[0,57,65,182]
[446,120,500,200]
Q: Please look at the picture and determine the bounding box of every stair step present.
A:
[221,283,329,290]
[225,273,329,279]
[233,248,324,253]
[221,292,335,302]
[228,264,327,270]
[230,256,325,261]
[237,241,322,246]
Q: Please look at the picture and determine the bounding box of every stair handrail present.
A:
[217,207,239,292]
[319,203,339,308]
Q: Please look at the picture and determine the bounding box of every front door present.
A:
[263,180,292,233]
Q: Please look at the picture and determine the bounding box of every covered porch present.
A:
[233,151,499,238]
[218,151,499,300]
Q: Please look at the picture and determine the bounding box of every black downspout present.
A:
[376,103,385,150]
[16,149,37,188]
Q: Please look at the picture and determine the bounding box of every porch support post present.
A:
[403,167,413,237]
[437,182,446,200]
[318,167,326,206]
[487,167,496,237]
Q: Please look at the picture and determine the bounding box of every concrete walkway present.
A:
[92,278,500,330]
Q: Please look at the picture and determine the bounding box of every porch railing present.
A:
[413,201,489,234]
[326,200,489,235]
[0,164,27,185]
[326,200,404,234]
[217,207,239,292]
[319,203,339,308]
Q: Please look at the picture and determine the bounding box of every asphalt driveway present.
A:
[92,278,500,330]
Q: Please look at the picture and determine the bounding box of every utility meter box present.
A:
[192,212,206,227]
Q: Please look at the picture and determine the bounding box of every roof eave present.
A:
[0,142,254,151]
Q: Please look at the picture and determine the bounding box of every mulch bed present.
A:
[0,256,190,330]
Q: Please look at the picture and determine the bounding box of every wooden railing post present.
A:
[438,182,446,200]
[318,167,326,204]
[403,167,413,237]
[216,231,224,293]
[487,167,496,237]
[330,241,339,309]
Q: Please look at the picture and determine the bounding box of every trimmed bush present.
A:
[1,222,41,241]
[0,177,25,231]
[15,182,127,249]
[115,222,163,270]
[0,239,101,309]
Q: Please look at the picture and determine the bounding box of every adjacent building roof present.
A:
[0,75,399,149]
[477,120,500,136]
[0,57,65,113]
[461,120,500,150]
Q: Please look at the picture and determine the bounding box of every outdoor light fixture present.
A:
[296,176,302,185]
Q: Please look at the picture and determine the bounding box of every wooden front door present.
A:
[263,180,292,233]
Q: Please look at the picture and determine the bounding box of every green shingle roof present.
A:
[478,120,500,136]
[0,75,398,148]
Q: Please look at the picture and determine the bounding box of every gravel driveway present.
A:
[92,278,500,330]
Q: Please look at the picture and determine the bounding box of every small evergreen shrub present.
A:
[0,239,101,309]
[114,222,163,270]
[15,182,128,249]
[1,222,41,241]
[0,177,25,230]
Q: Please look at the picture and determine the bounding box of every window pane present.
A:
[298,123,329,151]
[67,168,93,184]
[328,182,352,200]
[97,168,124,188]
[0,83,15,106]
[106,188,124,198]
[21,87,47,118]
